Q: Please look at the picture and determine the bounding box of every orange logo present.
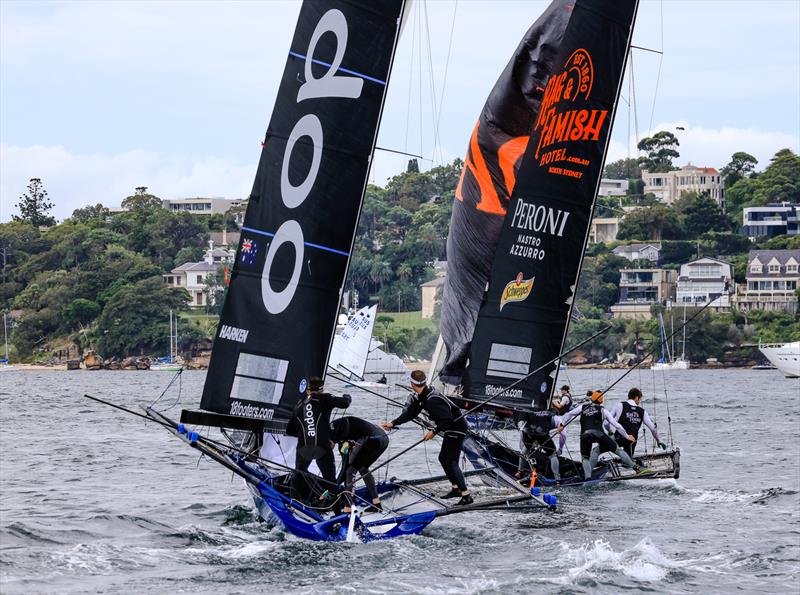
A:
[499,272,534,311]
[455,122,528,216]
[533,49,608,160]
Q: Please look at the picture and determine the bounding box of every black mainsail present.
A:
[446,0,639,412]
[195,0,406,433]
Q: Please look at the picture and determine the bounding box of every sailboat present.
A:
[150,309,182,371]
[129,0,557,543]
[0,312,14,371]
[433,0,679,485]
[651,311,690,370]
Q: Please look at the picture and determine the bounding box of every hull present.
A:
[651,358,690,371]
[758,342,800,378]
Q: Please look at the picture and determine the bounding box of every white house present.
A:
[164,242,234,307]
[675,257,733,311]
[612,243,661,263]
[741,203,800,240]
[642,164,725,207]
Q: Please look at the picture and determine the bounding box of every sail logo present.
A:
[499,273,534,311]
[239,238,259,268]
[510,197,570,236]
[303,402,316,437]
[261,9,364,315]
[533,49,608,160]
[219,325,249,343]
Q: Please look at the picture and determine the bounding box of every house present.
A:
[589,217,621,243]
[610,268,677,319]
[612,243,661,264]
[598,178,628,197]
[164,242,234,307]
[741,203,800,240]
[675,257,733,311]
[642,164,725,207]
[734,250,800,314]
[421,276,446,319]
[161,197,247,216]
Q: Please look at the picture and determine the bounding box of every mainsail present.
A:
[439,0,573,384]
[328,304,378,379]
[463,0,639,411]
[196,0,406,433]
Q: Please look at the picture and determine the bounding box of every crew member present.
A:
[291,377,351,501]
[553,385,573,415]
[516,401,565,482]
[558,391,650,480]
[606,387,667,457]
[330,416,389,513]
[382,370,473,506]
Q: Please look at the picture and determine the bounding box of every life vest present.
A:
[617,401,644,437]
[524,410,555,438]
[580,402,605,434]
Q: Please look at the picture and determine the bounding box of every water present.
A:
[1,369,798,593]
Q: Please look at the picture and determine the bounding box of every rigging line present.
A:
[422,0,442,166]
[375,146,431,161]
[82,393,343,490]
[648,0,665,131]
[630,45,663,55]
[663,370,674,447]
[434,0,458,165]
[630,50,640,146]
[403,1,417,153]
[418,2,424,163]
[148,368,183,409]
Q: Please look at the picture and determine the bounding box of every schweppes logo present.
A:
[499,272,534,311]
[533,48,608,160]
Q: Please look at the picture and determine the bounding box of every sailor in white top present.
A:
[605,387,667,457]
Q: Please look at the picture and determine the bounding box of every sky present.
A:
[1,0,798,222]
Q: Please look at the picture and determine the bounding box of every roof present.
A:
[685,257,731,267]
[748,249,800,265]
[420,277,446,288]
[613,243,662,253]
[170,261,218,274]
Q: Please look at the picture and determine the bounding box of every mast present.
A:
[458,0,641,412]
[3,312,8,362]
[195,0,408,432]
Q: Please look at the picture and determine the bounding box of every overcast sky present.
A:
[1,0,798,222]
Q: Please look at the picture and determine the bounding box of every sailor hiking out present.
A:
[558,391,651,480]
[515,402,566,482]
[553,385,574,415]
[330,416,388,513]
[383,370,474,506]
[606,387,667,457]
[289,377,351,501]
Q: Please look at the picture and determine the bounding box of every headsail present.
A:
[197,0,406,433]
[464,0,639,411]
[439,0,573,384]
[328,304,378,379]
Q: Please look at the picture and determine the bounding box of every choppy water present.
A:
[1,369,798,594]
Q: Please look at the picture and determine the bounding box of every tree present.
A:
[637,131,680,173]
[673,191,731,237]
[14,178,55,227]
[71,203,110,222]
[604,158,641,179]
[720,152,758,188]
[406,158,419,173]
[121,187,163,212]
[617,204,683,241]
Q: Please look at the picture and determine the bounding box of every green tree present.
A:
[604,158,641,179]
[64,298,101,328]
[14,178,55,227]
[71,203,110,222]
[617,204,683,241]
[673,191,731,236]
[95,276,189,357]
[121,187,163,212]
[720,152,758,188]
[637,131,680,173]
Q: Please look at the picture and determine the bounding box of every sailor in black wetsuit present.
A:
[382,370,473,506]
[558,390,646,480]
[553,385,574,415]
[290,376,351,501]
[515,402,565,482]
[330,416,388,512]
[606,387,667,457]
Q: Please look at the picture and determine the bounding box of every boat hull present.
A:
[758,342,800,378]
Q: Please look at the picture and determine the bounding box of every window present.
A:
[196,293,203,306]
[176,277,181,285]
[750,265,762,273]
[165,276,172,284]
[196,275,204,284]
[768,265,780,273]
[787,264,798,273]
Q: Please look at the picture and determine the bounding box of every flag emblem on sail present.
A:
[499,273,534,311]
[239,238,259,268]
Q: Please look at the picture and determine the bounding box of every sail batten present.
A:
[199,0,407,433]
